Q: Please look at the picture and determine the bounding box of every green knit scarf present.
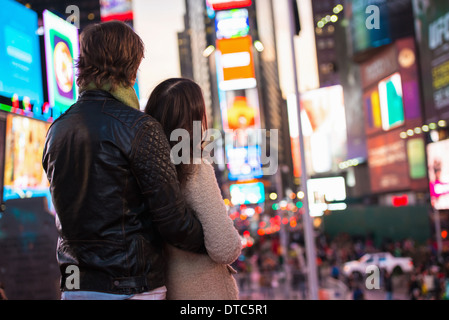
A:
[80,82,140,110]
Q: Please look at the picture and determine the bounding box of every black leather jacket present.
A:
[42,90,206,295]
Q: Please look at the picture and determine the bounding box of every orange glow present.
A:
[290,218,297,228]
[216,36,255,82]
[227,96,256,130]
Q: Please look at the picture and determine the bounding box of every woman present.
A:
[145,78,242,300]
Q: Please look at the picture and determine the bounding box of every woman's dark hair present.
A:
[76,21,145,90]
[145,78,208,185]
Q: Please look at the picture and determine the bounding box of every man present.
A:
[42,21,206,300]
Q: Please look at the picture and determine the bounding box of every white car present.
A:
[342,252,414,277]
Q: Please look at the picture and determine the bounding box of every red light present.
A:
[442,230,448,239]
[243,231,250,238]
[209,0,252,11]
[392,195,409,207]
[257,229,265,236]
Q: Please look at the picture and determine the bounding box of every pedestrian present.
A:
[408,273,422,300]
[42,21,206,300]
[145,78,242,300]
[384,270,393,300]
[352,284,364,300]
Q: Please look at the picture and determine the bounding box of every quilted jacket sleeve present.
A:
[130,118,206,254]
[183,162,242,265]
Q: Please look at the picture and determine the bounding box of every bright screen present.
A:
[230,182,265,205]
[300,85,348,175]
[227,145,263,181]
[100,0,134,22]
[307,177,347,217]
[215,8,250,39]
[208,0,252,11]
[427,139,449,211]
[43,10,80,117]
[378,72,404,131]
[0,0,44,108]
[3,114,53,212]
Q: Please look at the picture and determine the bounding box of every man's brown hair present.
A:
[76,21,145,90]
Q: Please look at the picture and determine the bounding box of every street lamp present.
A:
[286,0,319,301]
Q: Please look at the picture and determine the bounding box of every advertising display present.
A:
[100,0,134,22]
[226,146,263,181]
[413,0,449,122]
[43,10,80,117]
[361,39,422,135]
[307,177,347,217]
[346,0,391,54]
[208,0,252,11]
[0,0,44,111]
[3,114,52,211]
[346,0,415,55]
[230,181,265,205]
[300,85,348,175]
[378,72,405,131]
[215,8,250,39]
[216,35,257,91]
[427,139,449,210]
[407,138,427,180]
[221,91,263,181]
[363,72,406,134]
[367,128,409,193]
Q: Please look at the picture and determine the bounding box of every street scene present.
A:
[0,0,449,302]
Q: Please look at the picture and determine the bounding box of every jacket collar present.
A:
[78,89,117,101]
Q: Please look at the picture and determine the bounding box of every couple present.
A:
[42,21,242,300]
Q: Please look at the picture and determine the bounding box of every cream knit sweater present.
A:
[164,162,242,300]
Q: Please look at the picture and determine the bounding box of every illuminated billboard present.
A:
[427,139,449,211]
[43,10,80,116]
[208,0,252,11]
[230,181,265,205]
[363,72,407,134]
[307,177,347,217]
[300,85,348,175]
[215,8,250,39]
[346,0,415,55]
[378,72,405,131]
[100,0,134,22]
[3,114,53,212]
[216,36,256,91]
[227,146,263,181]
[0,0,44,111]
[361,39,420,135]
[220,90,263,181]
[367,128,409,193]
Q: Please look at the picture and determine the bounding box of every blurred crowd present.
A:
[232,231,449,300]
